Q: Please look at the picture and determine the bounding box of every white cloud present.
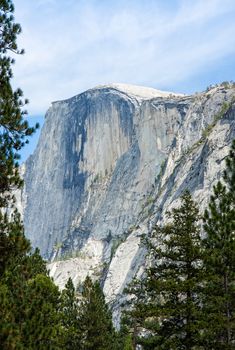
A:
[12,0,235,115]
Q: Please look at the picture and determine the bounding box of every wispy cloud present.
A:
[13,0,235,115]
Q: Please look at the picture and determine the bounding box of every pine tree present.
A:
[0,0,36,294]
[116,317,134,350]
[78,276,117,350]
[0,247,63,349]
[125,191,204,349]
[0,0,38,209]
[122,278,148,349]
[0,3,62,348]
[202,140,235,348]
[60,277,81,349]
[21,274,62,350]
[0,210,30,277]
[0,0,36,301]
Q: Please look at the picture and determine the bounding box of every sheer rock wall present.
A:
[22,83,235,316]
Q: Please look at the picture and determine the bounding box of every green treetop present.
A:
[202,140,235,348]
[125,191,204,349]
[60,277,81,349]
[78,276,117,350]
[0,2,64,349]
[0,0,38,209]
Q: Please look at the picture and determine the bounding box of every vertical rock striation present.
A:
[23,84,184,258]
[22,83,235,314]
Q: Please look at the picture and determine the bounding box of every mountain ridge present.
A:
[19,82,235,321]
[51,82,185,106]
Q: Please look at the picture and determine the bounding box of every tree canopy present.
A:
[202,139,235,348]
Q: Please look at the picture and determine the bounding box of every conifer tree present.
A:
[0,0,37,287]
[0,246,63,349]
[125,192,204,349]
[21,274,62,350]
[78,276,117,350]
[202,140,235,348]
[116,317,134,350]
[60,277,81,349]
[0,0,38,209]
[0,210,30,277]
[122,278,147,349]
[0,3,62,348]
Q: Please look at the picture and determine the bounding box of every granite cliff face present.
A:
[22,83,235,315]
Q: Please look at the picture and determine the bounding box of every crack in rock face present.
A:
[19,83,235,320]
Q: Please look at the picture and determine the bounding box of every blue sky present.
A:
[12,0,235,161]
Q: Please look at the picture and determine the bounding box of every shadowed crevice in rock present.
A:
[20,84,235,307]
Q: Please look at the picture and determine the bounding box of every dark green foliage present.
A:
[224,139,235,198]
[116,317,134,350]
[78,276,117,350]
[122,334,133,350]
[123,141,235,349]
[0,2,120,349]
[0,3,60,347]
[21,274,62,350]
[0,244,63,349]
[125,192,204,349]
[60,277,81,349]
[122,278,148,349]
[0,0,38,209]
[1,5,235,349]
[0,210,30,277]
[202,140,235,348]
